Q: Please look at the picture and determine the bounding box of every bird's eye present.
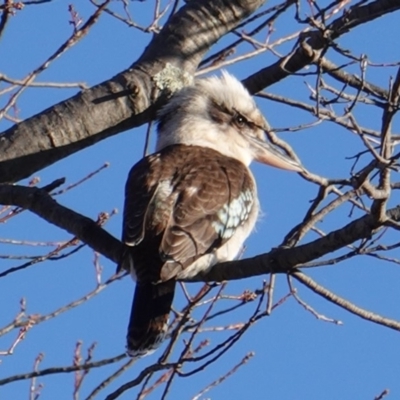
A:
[234,113,246,127]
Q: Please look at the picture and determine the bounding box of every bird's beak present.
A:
[248,134,303,172]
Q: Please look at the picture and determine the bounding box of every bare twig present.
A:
[0,354,126,386]
[191,352,254,400]
[292,271,400,331]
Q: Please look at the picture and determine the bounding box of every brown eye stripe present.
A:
[207,99,231,124]
[207,101,260,132]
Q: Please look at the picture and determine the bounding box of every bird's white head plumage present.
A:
[156,71,302,171]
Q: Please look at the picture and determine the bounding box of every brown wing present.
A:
[121,144,255,282]
[121,144,255,356]
[122,153,162,247]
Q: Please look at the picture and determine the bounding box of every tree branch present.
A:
[0,0,265,183]
[189,206,400,282]
[3,0,399,184]
[2,183,399,283]
[0,184,123,264]
[319,57,389,100]
[292,271,400,331]
[243,0,400,93]
[0,354,126,386]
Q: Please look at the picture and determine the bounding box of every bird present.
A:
[118,71,302,357]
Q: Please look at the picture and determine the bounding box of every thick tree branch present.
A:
[190,206,400,282]
[0,185,123,263]
[2,184,399,283]
[0,0,265,183]
[2,0,399,184]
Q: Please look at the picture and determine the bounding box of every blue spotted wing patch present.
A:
[212,189,254,239]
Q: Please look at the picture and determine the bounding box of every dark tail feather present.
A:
[126,280,176,357]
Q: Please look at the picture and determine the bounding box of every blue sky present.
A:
[1,1,400,399]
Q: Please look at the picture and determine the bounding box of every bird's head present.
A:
[156,71,302,171]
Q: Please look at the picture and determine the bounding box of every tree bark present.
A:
[2,0,400,183]
[0,0,265,183]
[1,184,398,282]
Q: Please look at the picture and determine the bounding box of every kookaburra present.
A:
[119,71,302,356]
